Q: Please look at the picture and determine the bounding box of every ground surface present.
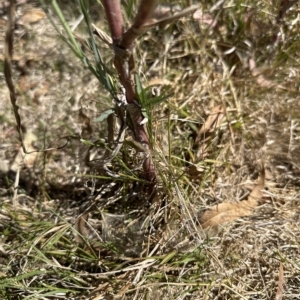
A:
[0,1,300,299]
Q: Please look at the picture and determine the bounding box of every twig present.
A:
[4,0,25,152]
[13,167,20,207]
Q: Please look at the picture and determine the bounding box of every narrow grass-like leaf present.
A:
[94,108,114,122]
[124,0,135,19]
[160,251,177,265]
[51,0,83,57]
[79,0,115,94]
[80,139,96,146]
[135,74,173,109]
[40,225,70,250]
[135,73,146,104]
[23,288,78,300]
[39,0,83,59]
[146,92,173,109]
[0,270,46,288]
[31,245,54,265]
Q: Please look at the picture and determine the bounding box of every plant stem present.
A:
[101,0,157,188]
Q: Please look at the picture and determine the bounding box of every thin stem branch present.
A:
[121,0,157,49]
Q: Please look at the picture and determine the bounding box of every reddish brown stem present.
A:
[121,0,157,49]
[113,57,135,103]
[101,0,157,185]
[101,0,123,42]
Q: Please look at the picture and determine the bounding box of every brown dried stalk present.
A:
[4,0,24,151]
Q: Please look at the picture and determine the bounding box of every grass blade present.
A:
[51,0,83,58]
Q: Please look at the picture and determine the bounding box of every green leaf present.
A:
[145,92,173,108]
[80,139,95,146]
[94,108,114,122]
[134,73,146,105]
[160,251,177,265]
[79,0,115,95]
[124,0,135,19]
[50,0,83,57]
[135,74,172,108]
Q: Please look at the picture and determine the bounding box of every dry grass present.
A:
[1,0,300,299]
